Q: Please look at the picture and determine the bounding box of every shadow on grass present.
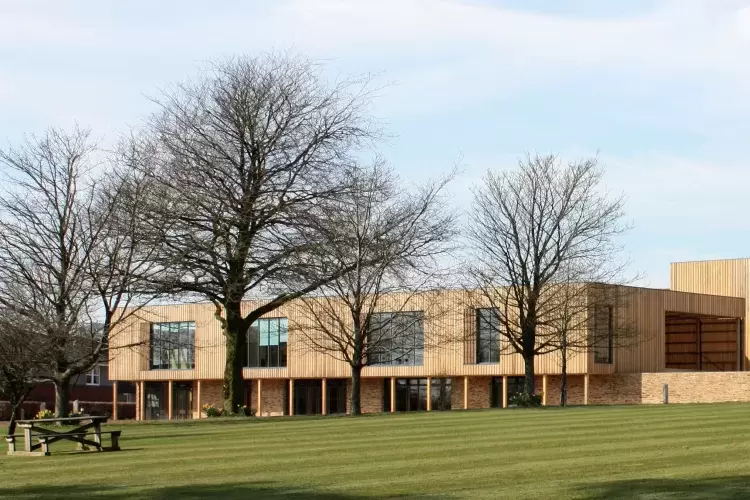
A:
[580,476,750,499]
[0,481,453,500]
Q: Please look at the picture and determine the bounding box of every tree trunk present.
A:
[560,332,568,407]
[54,378,71,418]
[523,355,536,397]
[222,299,247,414]
[350,364,362,415]
[560,357,567,407]
[7,396,24,436]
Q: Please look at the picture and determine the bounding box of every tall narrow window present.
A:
[367,312,424,366]
[593,305,613,364]
[476,308,500,363]
[245,318,288,368]
[150,322,195,370]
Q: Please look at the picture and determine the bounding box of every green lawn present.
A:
[2,404,750,499]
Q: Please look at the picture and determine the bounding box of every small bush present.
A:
[202,403,256,418]
[202,403,223,418]
[35,409,54,420]
[509,392,543,407]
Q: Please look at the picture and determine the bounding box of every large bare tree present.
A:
[125,54,380,412]
[467,153,630,398]
[291,163,456,414]
[0,126,156,417]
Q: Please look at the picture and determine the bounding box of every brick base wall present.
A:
[359,378,384,414]
[134,371,750,420]
[259,379,287,416]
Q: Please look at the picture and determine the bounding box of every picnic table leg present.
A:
[93,422,102,450]
[23,427,31,453]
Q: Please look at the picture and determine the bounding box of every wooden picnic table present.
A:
[6,415,120,456]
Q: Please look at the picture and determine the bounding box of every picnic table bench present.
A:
[5,416,121,456]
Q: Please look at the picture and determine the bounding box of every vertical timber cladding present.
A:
[109,286,744,382]
[671,259,749,369]
[612,287,744,374]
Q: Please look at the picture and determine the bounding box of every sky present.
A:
[2,0,750,287]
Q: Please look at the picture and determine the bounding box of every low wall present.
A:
[640,371,750,404]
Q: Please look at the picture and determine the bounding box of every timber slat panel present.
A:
[109,286,745,380]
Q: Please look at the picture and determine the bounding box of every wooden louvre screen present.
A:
[463,307,477,364]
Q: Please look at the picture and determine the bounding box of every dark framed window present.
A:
[150,322,195,370]
[431,378,452,411]
[327,379,348,415]
[476,308,500,363]
[294,380,322,415]
[593,305,613,364]
[367,312,424,366]
[145,382,169,420]
[245,318,288,368]
[490,376,525,408]
[383,378,428,412]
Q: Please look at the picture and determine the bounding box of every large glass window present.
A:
[431,378,452,411]
[246,318,288,368]
[367,312,424,366]
[327,379,348,415]
[490,376,526,408]
[593,305,613,364]
[150,322,195,370]
[476,308,500,363]
[383,378,429,412]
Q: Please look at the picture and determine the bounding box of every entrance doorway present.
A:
[172,382,194,419]
[294,380,322,415]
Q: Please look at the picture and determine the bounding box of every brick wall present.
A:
[200,380,224,410]
[259,379,287,416]
[359,378,384,414]
[451,377,491,409]
[640,372,750,404]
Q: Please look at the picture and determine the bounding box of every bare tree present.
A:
[124,53,380,412]
[290,163,456,414]
[0,126,156,417]
[544,279,637,406]
[467,153,631,398]
[0,311,46,435]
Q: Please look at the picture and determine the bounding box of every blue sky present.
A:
[2,0,750,287]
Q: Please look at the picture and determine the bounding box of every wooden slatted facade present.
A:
[671,258,750,366]
[109,285,745,383]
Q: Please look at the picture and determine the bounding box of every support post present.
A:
[321,378,328,416]
[426,378,432,411]
[738,318,743,371]
[502,376,508,408]
[697,319,702,370]
[390,377,396,413]
[542,375,548,406]
[257,379,263,417]
[23,427,32,453]
[196,380,202,418]
[584,374,589,406]
[663,383,669,404]
[288,379,294,416]
[167,381,173,420]
[139,381,145,421]
[112,381,118,420]
[463,376,469,410]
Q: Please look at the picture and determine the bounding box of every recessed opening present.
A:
[665,312,741,371]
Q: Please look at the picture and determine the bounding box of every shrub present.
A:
[509,392,543,407]
[202,403,222,418]
[35,409,54,420]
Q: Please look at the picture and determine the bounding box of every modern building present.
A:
[109,259,750,420]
